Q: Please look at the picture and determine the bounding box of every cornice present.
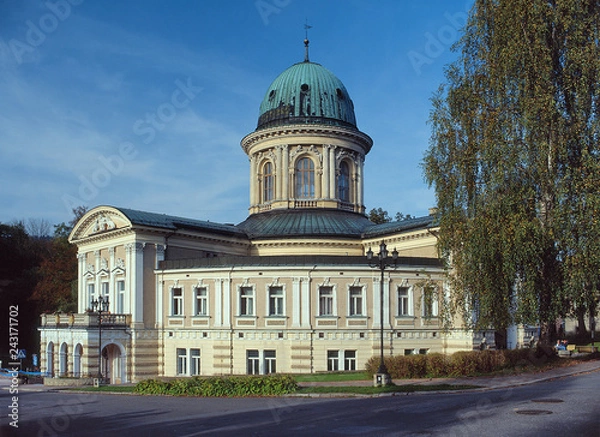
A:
[241,124,373,155]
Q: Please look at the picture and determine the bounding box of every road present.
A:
[1,370,599,436]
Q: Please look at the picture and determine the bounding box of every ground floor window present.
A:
[190,349,201,375]
[327,350,339,371]
[327,349,356,371]
[264,350,276,374]
[176,348,187,375]
[247,349,276,375]
[247,350,259,375]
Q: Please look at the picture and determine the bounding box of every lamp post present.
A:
[90,295,109,383]
[367,241,398,386]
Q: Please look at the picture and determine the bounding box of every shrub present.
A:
[425,353,451,377]
[134,374,298,397]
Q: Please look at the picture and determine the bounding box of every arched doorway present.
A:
[46,342,54,377]
[59,343,68,376]
[73,344,83,377]
[103,343,126,384]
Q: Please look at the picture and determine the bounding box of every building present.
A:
[39,42,489,384]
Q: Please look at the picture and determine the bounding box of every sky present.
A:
[0,0,473,231]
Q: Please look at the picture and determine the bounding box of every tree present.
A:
[423,0,600,344]
[368,208,392,224]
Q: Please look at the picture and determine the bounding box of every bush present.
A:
[134,374,298,397]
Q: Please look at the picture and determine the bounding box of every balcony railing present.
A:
[40,312,131,329]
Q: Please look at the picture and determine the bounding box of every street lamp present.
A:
[367,241,398,386]
[90,295,109,383]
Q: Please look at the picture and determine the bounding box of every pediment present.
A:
[69,207,132,242]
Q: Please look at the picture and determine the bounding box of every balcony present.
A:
[40,312,131,329]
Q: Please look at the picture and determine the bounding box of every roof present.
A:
[236,208,372,239]
[115,207,246,237]
[257,61,357,130]
[362,215,436,238]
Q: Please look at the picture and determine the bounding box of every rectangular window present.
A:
[195,287,208,316]
[172,287,183,316]
[327,350,339,371]
[264,350,276,374]
[349,286,363,316]
[190,349,201,375]
[247,350,259,375]
[344,350,356,371]
[176,348,187,375]
[319,286,334,316]
[101,281,109,298]
[240,287,254,316]
[397,287,410,316]
[268,286,284,316]
[87,283,95,306]
[116,280,125,313]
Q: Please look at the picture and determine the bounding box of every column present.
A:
[77,253,86,313]
[292,277,301,327]
[329,146,336,199]
[249,154,257,206]
[358,157,364,209]
[223,278,231,327]
[276,145,282,200]
[129,243,144,325]
[214,279,223,327]
[372,276,381,328]
[281,145,289,200]
[301,277,311,327]
[322,145,330,199]
[108,247,115,311]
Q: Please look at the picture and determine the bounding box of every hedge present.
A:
[134,374,298,397]
[365,347,557,379]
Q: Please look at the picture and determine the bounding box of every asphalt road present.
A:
[2,370,599,436]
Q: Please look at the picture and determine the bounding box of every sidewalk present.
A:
[3,359,599,394]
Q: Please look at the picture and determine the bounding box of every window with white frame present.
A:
[171,287,183,316]
[327,350,339,371]
[116,280,125,313]
[194,287,208,316]
[295,157,315,198]
[337,160,351,202]
[319,286,334,316]
[240,286,254,316]
[247,350,259,375]
[101,281,109,298]
[87,283,95,307]
[264,350,276,374]
[190,349,201,375]
[397,286,411,316]
[344,350,357,371]
[176,348,187,375]
[268,286,284,316]
[263,161,274,203]
[349,286,363,316]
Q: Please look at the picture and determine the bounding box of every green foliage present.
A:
[423,0,600,343]
[365,348,559,378]
[134,375,298,397]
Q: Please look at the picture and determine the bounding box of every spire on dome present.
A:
[304,21,312,62]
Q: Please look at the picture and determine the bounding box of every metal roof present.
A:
[257,61,357,130]
[236,208,372,239]
[116,207,246,237]
[362,215,436,238]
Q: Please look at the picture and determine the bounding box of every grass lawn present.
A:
[294,372,370,383]
[297,383,481,395]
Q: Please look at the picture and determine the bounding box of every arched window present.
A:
[295,157,315,198]
[263,162,274,202]
[338,161,351,202]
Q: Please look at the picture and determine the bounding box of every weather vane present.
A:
[304,19,312,62]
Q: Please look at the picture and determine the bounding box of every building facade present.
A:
[40,46,488,384]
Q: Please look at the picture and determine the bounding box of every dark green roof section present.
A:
[116,207,247,237]
[159,255,442,270]
[236,209,372,239]
[257,61,357,130]
[362,215,436,238]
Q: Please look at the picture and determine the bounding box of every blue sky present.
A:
[0,0,473,229]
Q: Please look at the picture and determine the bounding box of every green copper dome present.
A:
[257,61,357,130]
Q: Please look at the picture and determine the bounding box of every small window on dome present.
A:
[301,83,309,92]
[268,90,276,101]
[336,88,344,99]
